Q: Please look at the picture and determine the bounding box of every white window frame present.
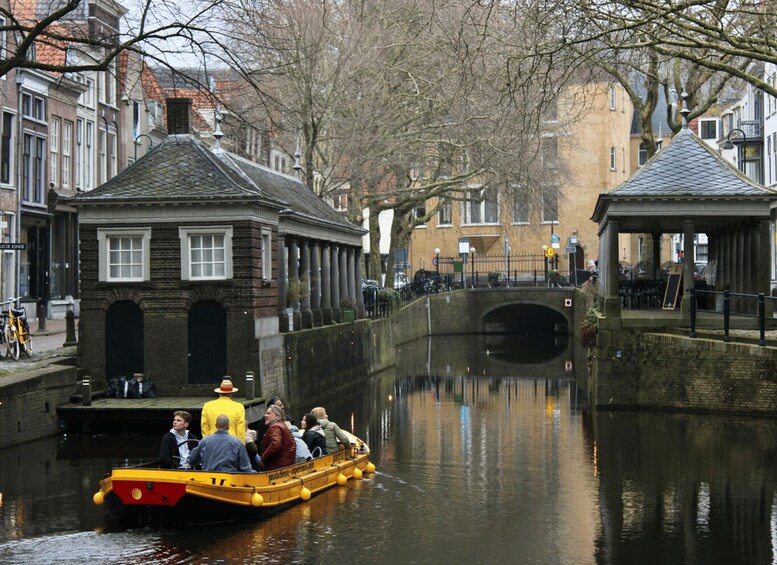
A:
[609,85,616,110]
[97,228,151,282]
[610,146,616,171]
[50,117,59,186]
[261,228,272,282]
[462,187,499,225]
[178,226,233,281]
[62,121,71,188]
[438,197,452,226]
[1,110,14,186]
[0,16,6,80]
[699,119,718,140]
[511,184,529,224]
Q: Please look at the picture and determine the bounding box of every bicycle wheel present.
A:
[0,325,7,359]
[5,325,19,360]
[19,320,32,356]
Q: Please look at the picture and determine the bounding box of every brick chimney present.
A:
[166,98,192,135]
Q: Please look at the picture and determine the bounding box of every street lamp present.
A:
[721,127,748,173]
[434,248,440,293]
[470,246,476,288]
[134,133,154,161]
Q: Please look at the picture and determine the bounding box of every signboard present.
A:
[458,241,471,255]
[551,242,560,250]
[0,243,26,250]
[662,265,683,310]
[551,233,560,244]
[545,247,555,258]
[432,257,438,267]
[564,246,576,254]
[570,235,577,245]
[453,260,463,273]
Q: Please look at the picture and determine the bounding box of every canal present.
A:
[1,334,776,564]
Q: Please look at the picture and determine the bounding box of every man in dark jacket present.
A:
[188,414,254,473]
[160,411,199,469]
[260,405,296,470]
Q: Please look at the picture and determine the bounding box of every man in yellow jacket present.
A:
[201,378,246,444]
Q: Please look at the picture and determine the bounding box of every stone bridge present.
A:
[395,287,584,337]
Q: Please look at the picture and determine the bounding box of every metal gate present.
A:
[105,300,144,380]
[188,300,226,384]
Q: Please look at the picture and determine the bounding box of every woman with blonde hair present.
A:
[310,406,351,454]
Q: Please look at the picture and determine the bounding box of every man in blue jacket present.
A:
[188,414,254,473]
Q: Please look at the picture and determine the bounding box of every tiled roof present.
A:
[69,134,362,233]
[71,135,281,204]
[608,127,774,197]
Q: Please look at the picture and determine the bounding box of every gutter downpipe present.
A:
[426,297,431,336]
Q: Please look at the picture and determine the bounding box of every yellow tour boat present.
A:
[93,432,375,527]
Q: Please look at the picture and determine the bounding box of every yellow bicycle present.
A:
[0,298,32,360]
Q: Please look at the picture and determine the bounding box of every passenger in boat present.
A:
[201,378,246,444]
[245,429,262,471]
[188,414,254,473]
[254,396,287,444]
[259,405,296,471]
[286,421,312,463]
[160,410,199,469]
[301,413,327,457]
[311,407,352,454]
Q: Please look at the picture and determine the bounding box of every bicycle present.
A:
[0,297,32,360]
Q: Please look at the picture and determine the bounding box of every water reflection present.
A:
[0,335,776,564]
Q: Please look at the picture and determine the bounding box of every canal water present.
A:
[1,334,776,564]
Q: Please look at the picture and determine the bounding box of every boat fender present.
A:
[353,468,363,480]
[93,491,105,506]
[336,473,347,486]
[251,493,264,507]
[300,487,311,501]
[366,462,376,474]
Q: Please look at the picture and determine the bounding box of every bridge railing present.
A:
[689,288,776,346]
[436,253,548,287]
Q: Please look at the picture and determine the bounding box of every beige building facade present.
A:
[409,81,635,279]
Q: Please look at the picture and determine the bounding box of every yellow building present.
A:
[408,81,635,279]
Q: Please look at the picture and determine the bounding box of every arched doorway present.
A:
[188,300,226,384]
[105,301,144,379]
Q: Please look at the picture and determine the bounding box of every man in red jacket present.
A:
[259,404,296,470]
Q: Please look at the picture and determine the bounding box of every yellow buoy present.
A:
[93,491,104,506]
[366,462,376,474]
[300,486,311,501]
[251,493,264,507]
[337,473,348,486]
[353,468,363,480]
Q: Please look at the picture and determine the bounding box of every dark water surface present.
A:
[1,334,776,564]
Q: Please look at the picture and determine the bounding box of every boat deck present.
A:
[57,396,268,434]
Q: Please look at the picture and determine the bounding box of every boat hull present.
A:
[95,439,373,527]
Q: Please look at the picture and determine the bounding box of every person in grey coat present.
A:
[188,414,254,473]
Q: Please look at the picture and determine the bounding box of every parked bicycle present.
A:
[0,297,32,359]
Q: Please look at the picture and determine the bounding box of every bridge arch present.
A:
[481,301,570,335]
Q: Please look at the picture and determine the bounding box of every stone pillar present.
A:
[759,219,773,316]
[681,219,694,319]
[321,244,333,324]
[339,245,349,308]
[288,237,301,329]
[277,234,290,332]
[300,239,313,328]
[651,233,661,279]
[311,241,323,326]
[347,246,356,310]
[355,247,364,318]
[602,219,621,319]
[331,245,342,322]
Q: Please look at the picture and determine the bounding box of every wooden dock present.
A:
[57,396,268,435]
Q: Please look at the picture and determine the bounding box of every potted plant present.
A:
[378,288,401,312]
[580,306,600,349]
[340,297,357,322]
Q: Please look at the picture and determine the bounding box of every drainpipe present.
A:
[426,297,431,336]
[15,71,23,299]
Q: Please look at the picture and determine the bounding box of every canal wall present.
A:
[0,361,78,448]
[590,326,777,415]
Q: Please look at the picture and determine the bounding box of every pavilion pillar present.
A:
[300,239,313,328]
[331,245,342,322]
[759,219,773,316]
[354,247,365,318]
[310,241,323,326]
[601,219,621,319]
[321,244,333,324]
[277,234,290,332]
[340,246,349,308]
[347,247,356,315]
[651,233,661,279]
[681,220,695,319]
[288,237,301,329]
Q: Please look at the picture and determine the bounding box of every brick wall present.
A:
[590,329,777,415]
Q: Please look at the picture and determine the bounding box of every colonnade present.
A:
[277,234,364,331]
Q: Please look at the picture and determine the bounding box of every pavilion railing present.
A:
[689,288,774,346]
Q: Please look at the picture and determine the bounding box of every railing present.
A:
[689,288,773,346]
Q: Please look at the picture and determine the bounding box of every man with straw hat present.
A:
[201,377,246,443]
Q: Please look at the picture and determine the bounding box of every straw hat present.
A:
[214,378,238,394]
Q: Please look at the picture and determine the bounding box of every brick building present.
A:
[70,100,365,396]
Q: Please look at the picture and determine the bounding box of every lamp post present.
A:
[134,133,154,161]
[434,248,440,292]
[721,127,748,173]
[543,245,549,281]
[470,246,476,288]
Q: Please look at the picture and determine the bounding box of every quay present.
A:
[57,397,268,435]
